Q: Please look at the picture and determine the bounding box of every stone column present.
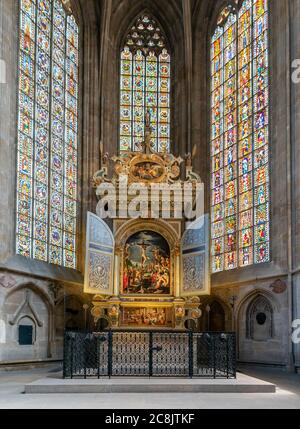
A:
[290,0,300,372]
[113,251,120,297]
[174,249,181,297]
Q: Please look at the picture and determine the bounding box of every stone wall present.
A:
[0,270,93,363]
[209,279,289,366]
[294,274,300,372]
[0,272,56,362]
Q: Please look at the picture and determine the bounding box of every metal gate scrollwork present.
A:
[63,330,236,379]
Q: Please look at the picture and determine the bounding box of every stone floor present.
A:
[0,363,299,409]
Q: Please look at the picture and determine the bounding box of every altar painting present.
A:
[131,161,165,182]
[121,306,173,327]
[122,231,171,295]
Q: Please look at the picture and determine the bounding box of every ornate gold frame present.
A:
[128,153,168,184]
[114,218,181,298]
[88,114,205,329]
[119,302,174,329]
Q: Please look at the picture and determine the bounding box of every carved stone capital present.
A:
[0,273,16,289]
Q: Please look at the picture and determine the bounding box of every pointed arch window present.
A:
[16,0,79,269]
[119,13,171,153]
[210,0,270,273]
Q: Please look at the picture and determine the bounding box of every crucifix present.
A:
[133,240,152,294]
[136,240,151,270]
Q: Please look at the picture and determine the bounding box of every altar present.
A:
[64,119,237,380]
[83,117,210,330]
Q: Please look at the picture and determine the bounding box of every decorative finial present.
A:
[143,110,153,154]
[145,110,151,129]
[61,0,73,15]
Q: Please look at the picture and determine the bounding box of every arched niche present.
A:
[18,316,36,346]
[236,289,283,364]
[200,297,232,332]
[236,289,279,338]
[246,294,274,341]
[208,301,226,332]
[3,284,52,360]
[64,295,86,332]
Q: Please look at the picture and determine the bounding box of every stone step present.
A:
[25,373,276,394]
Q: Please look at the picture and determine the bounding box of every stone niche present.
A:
[1,287,49,362]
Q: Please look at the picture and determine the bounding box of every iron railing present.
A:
[63,330,236,379]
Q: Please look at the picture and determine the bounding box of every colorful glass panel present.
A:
[16,0,79,269]
[210,0,270,272]
[120,14,171,152]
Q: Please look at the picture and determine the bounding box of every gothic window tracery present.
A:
[119,13,171,153]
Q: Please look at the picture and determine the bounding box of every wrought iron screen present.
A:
[63,330,236,379]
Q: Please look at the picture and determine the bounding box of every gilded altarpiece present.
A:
[85,124,210,329]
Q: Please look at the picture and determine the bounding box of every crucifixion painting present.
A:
[122,231,171,295]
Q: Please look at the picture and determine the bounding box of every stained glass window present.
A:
[210,0,270,273]
[120,14,171,153]
[16,0,79,269]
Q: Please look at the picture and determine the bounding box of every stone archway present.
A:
[246,294,274,341]
[208,301,226,332]
[236,290,282,364]
[64,295,86,332]
[200,297,232,332]
[3,284,53,361]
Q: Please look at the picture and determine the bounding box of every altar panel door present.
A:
[84,212,115,295]
[180,215,210,297]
